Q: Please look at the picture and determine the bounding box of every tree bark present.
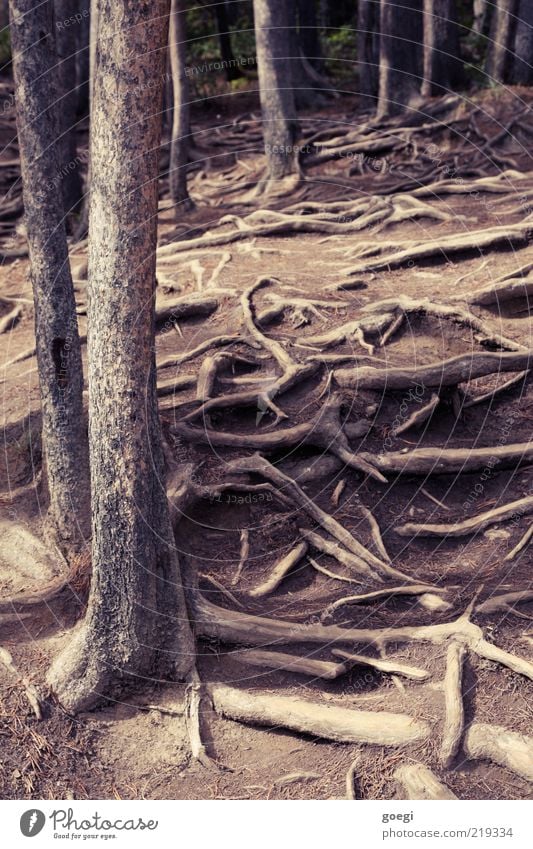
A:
[75,0,90,117]
[214,0,240,80]
[254,0,298,184]
[169,0,192,210]
[377,0,423,119]
[421,0,462,96]
[485,0,516,83]
[9,0,90,549]
[55,0,83,213]
[357,0,380,103]
[509,0,533,84]
[47,0,195,713]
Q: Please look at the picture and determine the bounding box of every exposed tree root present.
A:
[157,334,240,370]
[0,304,22,334]
[504,526,533,563]
[393,394,439,435]
[394,763,458,800]
[331,649,429,681]
[460,275,533,307]
[344,223,532,275]
[208,683,430,745]
[476,590,533,617]
[184,668,216,768]
[248,542,308,598]
[155,294,218,324]
[440,641,466,769]
[231,529,250,586]
[232,648,349,681]
[320,585,446,622]
[464,724,533,782]
[335,351,533,391]
[358,442,533,476]
[395,495,533,538]
[0,645,42,718]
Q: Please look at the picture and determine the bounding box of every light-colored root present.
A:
[394,763,458,800]
[440,641,466,768]
[463,371,528,409]
[358,505,391,563]
[359,442,533,476]
[232,648,349,681]
[464,723,533,781]
[231,529,250,587]
[0,304,22,334]
[157,374,196,397]
[331,649,430,681]
[335,350,533,391]
[395,494,533,538]
[0,646,42,718]
[185,668,215,768]
[155,294,218,324]
[420,487,449,511]
[345,756,361,800]
[309,556,362,585]
[248,542,308,598]
[477,589,533,616]
[504,525,533,562]
[462,275,533,307]
[157,334,239,370]
[331,479,346,507]
[208,684,430,745]
[321,585,446,622]
[393,394,440,435]
[301,529,381,580]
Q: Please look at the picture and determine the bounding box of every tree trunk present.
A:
[214,0,240,80]
[377,0,423,119]
[47,0,195,714]
[169,0,192,210]
[509,0,533,84]
[75,2,90,117]
[421,0,462,97]
[9,0,90,550]
[55,0,83,213]
[485,0,516,83]
[297,0,323,70]
[254,0,298,184]
[287,0,316,108]
[357,0,380,103]
[473,0,490,36]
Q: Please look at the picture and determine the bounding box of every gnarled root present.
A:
[394,763,458,800]
[464,724,533,781]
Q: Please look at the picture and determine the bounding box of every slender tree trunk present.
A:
[287,0,315,108]
[509,0,533,84]
[473,0,490,36]
[377,0,423,119]
[357,0,380,103]
[169,0,192,210]
[55,0,83,213]
[48,0,195,713]
[214,0,240,80]
[485,0,516,83]
[297,0,322,70]
[9,0,90,549]
[421,0,462,97]
[254,0,298,184]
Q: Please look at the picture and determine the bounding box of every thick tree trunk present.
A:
[214,0,240,80]
[48,0,195,713]
[55,0,83,213]
[254,0,298,184]
[169,0,192,210]
[509,0,533,84]
[485,0,516,83]
[421,0,462,96]
[357,0,380,103]
[377,0,423,119]
[9,0,90,549]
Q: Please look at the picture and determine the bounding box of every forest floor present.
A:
[0,84,532,800]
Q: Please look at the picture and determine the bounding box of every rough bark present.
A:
[55,0,84,213]
[509,0,533,84]
[47,0,195,713]
[485,0,516,83]
[169,0,192,210]
[357,0,380,102]
[254,0,298,183]
[421,0,462,96]
[9,0,90,548]
[377,0,423,118]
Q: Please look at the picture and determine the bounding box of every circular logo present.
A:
[20,810,46,837]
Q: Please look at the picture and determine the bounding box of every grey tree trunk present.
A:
[421,0,462,97]
[357,0,380,103]
[485,0,516,83]
[254,0,298,184]
[55,0,83,214]
[75,1,90,117]
[377,0,423,119]
[509,0,533,84]
[169,0,192,210]
[9,0,90,549]
[48,0,195,713]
